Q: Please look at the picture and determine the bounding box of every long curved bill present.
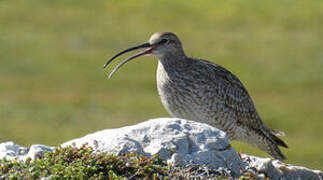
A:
[104,42,153,79]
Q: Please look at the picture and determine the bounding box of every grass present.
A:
[0,0,323,170]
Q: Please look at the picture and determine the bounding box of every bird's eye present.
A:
[159,39,168,44]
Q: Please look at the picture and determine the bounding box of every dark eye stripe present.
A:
[159,39,168,44]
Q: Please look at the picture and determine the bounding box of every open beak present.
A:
[104,42,153,79]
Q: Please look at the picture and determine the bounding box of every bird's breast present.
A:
[156,61,208,120]
[156,61,230,125]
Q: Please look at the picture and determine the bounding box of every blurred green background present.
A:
[1,0,323,170]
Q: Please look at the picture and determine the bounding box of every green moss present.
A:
[0,146,259,179]
[0,145,169,179]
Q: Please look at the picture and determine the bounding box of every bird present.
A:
[104,32,288,160]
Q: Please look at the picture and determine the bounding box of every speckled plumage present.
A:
[105,32,288,160]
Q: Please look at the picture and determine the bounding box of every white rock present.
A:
[0,141,53,161]
[63,118,244,176]
[0,141,28,160]
[241,154,323,180]
[23,144,54,161]
[167,152,184,166]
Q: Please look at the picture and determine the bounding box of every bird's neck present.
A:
[157,53,189,70]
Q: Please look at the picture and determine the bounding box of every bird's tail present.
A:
[271,132,288,148]
[265,131,288,161]
[270,128,285,137]
[235,125,288,161]
[242,127,288,161]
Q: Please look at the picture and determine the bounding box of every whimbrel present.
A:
[104,32,288,160]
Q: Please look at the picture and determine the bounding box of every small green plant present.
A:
[0,145,172,179]
[0,145,259,179]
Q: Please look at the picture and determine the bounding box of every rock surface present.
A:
[1,118,322,179]
[62,118,244,176]
[0,141,54,161]
[241,154,323,180]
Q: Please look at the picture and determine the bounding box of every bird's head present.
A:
[104,32,185,78]
[148,32,184,58]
